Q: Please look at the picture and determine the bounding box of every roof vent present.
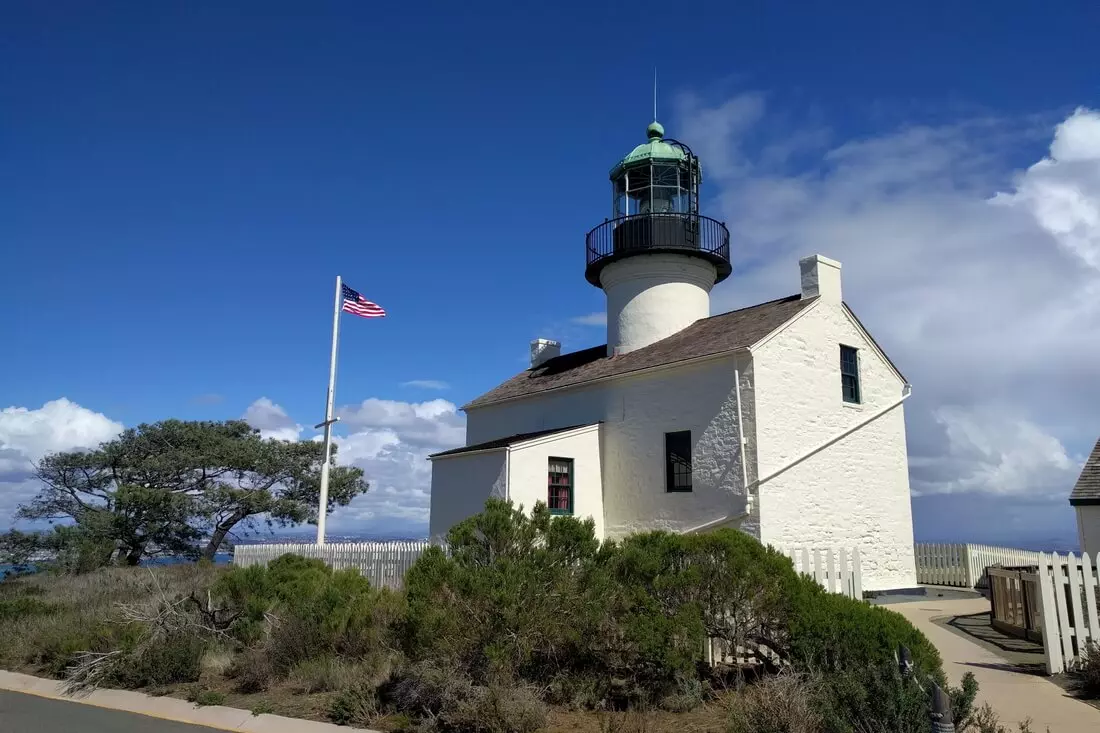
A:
[530,338,561,369]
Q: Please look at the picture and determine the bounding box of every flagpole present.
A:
[316,274,342,545]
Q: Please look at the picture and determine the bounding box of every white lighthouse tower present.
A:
[585,121,731,356]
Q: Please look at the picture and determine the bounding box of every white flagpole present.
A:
[315,275,342,545]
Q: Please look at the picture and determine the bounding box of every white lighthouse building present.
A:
[428,121,918,592]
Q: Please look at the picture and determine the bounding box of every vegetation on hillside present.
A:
[1,419,367,569]
[0,498,1001,732]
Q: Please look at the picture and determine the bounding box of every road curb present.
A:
[0,670,377,732]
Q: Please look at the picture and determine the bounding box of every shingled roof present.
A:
[1070,438,1100,505]
[464,294,814,409]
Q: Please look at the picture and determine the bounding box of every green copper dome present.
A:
[609,121,701,181]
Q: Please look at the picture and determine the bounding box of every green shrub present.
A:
[1070,641,1100,698]
[785,576,942,679]
[215,552,403,685]
[814,660,977,733]
[0,596,55,621]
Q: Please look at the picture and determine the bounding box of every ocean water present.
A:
[1,553,233,580]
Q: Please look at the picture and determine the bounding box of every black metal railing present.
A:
[585,213,732,286]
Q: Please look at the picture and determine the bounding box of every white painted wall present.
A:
[464,356,752,539]
[751,300,917,592]
[601,254,717,355]
[1077,506,1100,556]
[428,449,508,540]
[508,425,605,538]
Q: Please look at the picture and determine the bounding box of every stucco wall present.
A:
[752,300,917,591]
[428,450,507,540]
[465,356,751,539]
[507,426,605,538]
[601,254,717,355]
[1077,506,1100,556]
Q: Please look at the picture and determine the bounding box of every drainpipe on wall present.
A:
[681,383,913,535]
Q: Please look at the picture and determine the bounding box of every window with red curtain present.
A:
[547,458,573,515]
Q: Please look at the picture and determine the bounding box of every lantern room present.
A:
[611,121,700,217]
[585,121,732,288]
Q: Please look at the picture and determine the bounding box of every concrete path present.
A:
[893,597,1100,732]
[0,670,374,733]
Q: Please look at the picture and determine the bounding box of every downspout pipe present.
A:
[681,383,913,535]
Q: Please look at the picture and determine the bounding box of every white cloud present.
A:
[400,380,450,390]
[242,397,302,442]
[325,398,464,533]
[678,94,1100,512]
[0,398,124,520]
[571,312,607,327]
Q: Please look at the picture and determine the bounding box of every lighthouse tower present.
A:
[585,121,731,356]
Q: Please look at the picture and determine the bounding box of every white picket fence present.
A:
[233,541,863,599]
[914,543,1040,588]
[232,541,433,589]
[778,546,863,600]
[1036,552,1100,674]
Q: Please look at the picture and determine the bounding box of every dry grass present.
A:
[0,564,225,677]
[724,673,823,733]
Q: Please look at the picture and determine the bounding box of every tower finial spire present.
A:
[653,67,658,122]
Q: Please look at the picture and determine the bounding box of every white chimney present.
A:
[799,254,842,303]
[530,338,561,369]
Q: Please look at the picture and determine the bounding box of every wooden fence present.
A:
[914,543,1040,588]
[232,541,433,589]
[1035,552,1100,674]
[988,566,1043,643]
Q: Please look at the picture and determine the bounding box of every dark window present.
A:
[840,345,861,404]
[665,431,693,492]
[548,458,573,515]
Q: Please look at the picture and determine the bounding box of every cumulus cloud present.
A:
[0,398,124,520]
[677,94,1100,540]
[242,397,302,442]
[400,380,450,390]
[325,398,464,534]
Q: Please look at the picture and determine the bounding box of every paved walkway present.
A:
[0,670,373,733]
[893,597,1100,732]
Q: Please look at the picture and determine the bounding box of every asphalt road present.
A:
[0,690,223,733]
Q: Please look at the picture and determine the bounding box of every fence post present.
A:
[1037,553,1065,674]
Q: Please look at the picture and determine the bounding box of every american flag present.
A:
[341,284,386,318]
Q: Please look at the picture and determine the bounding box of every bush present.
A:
[228,647,277,693]
[108,634,207,689]
[785,576,943,679]
[0,596,55,621]
[1070,641,1100,698]
[288,655,370,694]
[726,673,823,733]
[814,660,977,733]
[329,683,382,727]
[386,661,547,733]
[215,553,403,687]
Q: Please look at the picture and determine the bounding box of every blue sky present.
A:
[2,2,1098,545]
